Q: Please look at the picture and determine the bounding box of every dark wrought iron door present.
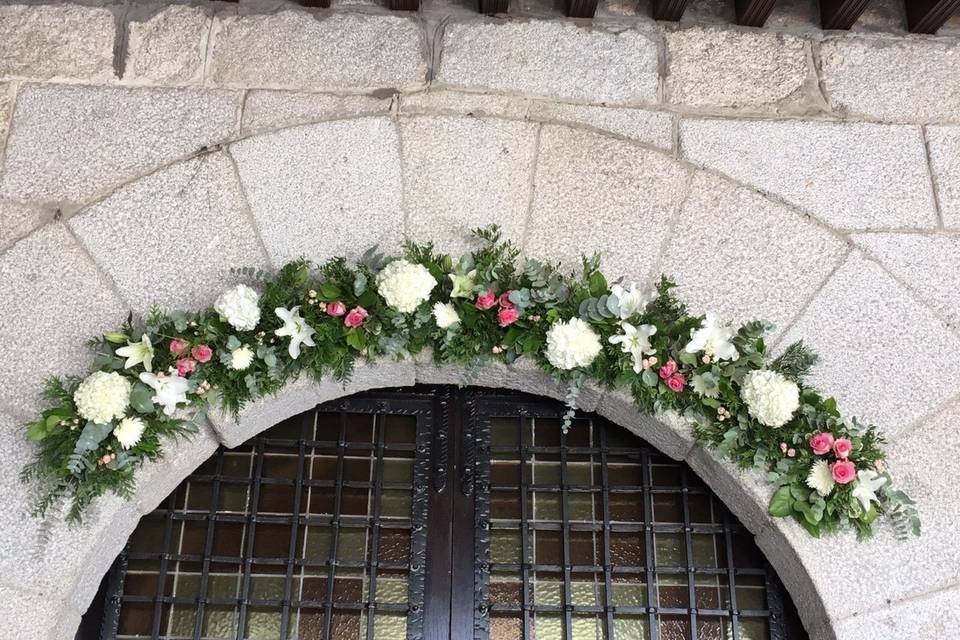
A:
[88,386,802,640]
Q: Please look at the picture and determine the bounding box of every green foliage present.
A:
[17,228,919,541]
[772,340,819,384]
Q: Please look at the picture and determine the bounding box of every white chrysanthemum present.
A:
[377,259,438,313]
[545,318,603,370]
[806,459,835,497]
[739,370,800,428]
[74,371,132,424]
[432,302,460,329]
[230,345,255,371]
[113,416,146,450]
[214,284,261,331]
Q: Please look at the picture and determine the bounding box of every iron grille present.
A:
[468,391,797,640]
[85,386,805,640]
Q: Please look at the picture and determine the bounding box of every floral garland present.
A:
[20,228,919,540]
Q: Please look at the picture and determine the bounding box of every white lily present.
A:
[139,371,189,416]
[608,322,657,373]
[449,270,477,299]
[610,283,657,320]
[852,469,888,512]
[116,334,154,372]
[684,312,739,361]
[274,306,316,359]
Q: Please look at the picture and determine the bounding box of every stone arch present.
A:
[0,112,957,640]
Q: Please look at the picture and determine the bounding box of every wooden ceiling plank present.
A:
[906,0,960,33]
[651,0,693,21]
[735,0,779,27]
[820,0,873,29]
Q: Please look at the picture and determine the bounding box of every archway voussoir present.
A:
[525,125,689,283]
[0,584,82,640]
[131,419,221,515]
[229,118,405,266]
[68,151,271,313]
[683,445,774,535]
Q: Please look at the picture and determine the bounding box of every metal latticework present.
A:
[470,392,794,640]
[87,386,805,640]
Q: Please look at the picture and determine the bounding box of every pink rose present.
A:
[809,432,835,456]
[787,448,796,458]
[658,359,678,380]
[666,373,686,393]
[327,301,347,317]
[191,344,213,363]
[498,306,520,327]
[475,291,497,310]
[176,357,197,376]
[169,338,189,355]
[831,460,856,484]
[344,306,369,328]
[833,438,853,459]
[498,292,514,309]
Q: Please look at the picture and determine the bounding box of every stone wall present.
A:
[1,1,959,639]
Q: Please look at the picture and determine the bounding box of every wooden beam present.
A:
[820,0,872,29]
[478,0,509,13]
[735,0,778,26]
[906,0,960,33]
[651,0,692,21]
[566,0,600,18]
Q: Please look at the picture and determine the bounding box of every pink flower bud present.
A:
[344,306,369,328]
[808,432,835,456]
[831,460,856,484]
[832,438,853,459]
[191,344,213,363]
[175,358,197,376]
[666,373,686,393]
[498,306,520,327]
[658,359,678,380]
[327,301,347,317]
[498,292,514,309]
[169,338,189,355]
[787,448,796,458]
[475,291,497,310]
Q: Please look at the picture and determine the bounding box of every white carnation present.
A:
[432,302,460,329]
[230,345,255,370]
[739,369,800,428]
[113,416,146,450]
[74,371,132,424]
[377,259,437,313]
[214,284,261,331]
[545,318,603,370]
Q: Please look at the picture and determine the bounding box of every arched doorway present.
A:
[83,386,805,640]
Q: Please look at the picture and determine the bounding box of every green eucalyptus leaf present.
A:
[641,368,659,387]
[130,384,155,414]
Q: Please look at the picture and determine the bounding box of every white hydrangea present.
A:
[74,371,132,424]
[739,369,800,428]
[545,318,603,370]
[377,259,437,313]
[214,284,261,331]
[113,416,146,450]
[230,345,255,370]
